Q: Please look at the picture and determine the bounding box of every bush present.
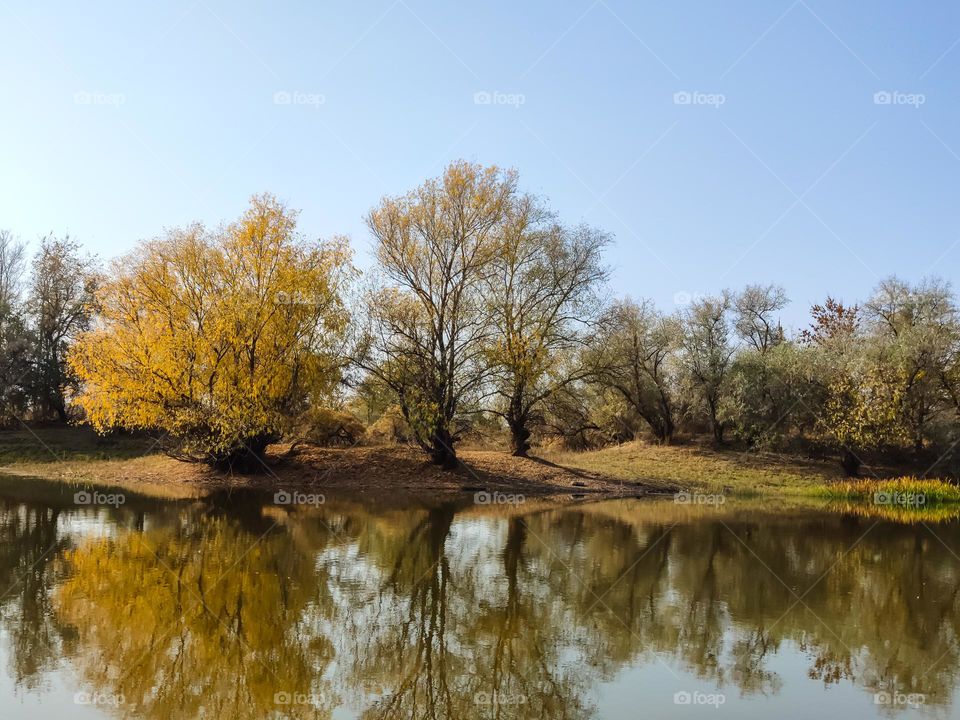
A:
[365,405,413,445]
[297,408,365,447]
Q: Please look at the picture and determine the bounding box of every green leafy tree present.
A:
[27,235,99,422]
[592,298,681,443]
[0,231,32,424]
[681,293,735,443]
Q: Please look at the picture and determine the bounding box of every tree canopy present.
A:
[69,194,353,470]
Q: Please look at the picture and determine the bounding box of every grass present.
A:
[804,477,960,522]
[809,477,960,504]
[0,425,157,464]
[540,440,844,494]
[0,426,207,500]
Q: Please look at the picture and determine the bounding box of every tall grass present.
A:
[810,477,960,504]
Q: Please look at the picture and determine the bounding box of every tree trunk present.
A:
[212,434,273,473]
[508,419,532,457]
[429,427,458,469]
[707,396,724,444]
[840,447,860,477]
[711,420,724,444]
[656,416,674,445]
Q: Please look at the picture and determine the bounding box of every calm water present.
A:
[0,477,957,719]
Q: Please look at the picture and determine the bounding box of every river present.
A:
[0,475,955,719]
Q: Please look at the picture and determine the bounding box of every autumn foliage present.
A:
[69,194,353,470]
[2,163,959,477]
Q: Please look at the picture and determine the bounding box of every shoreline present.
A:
[1,460,956,526]
[1,430,957,522]
[0,444,650,503]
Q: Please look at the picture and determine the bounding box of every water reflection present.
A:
[0,481,957,718]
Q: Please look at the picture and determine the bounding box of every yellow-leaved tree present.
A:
[69,193,353,471]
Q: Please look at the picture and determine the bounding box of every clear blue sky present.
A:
[1,0,958,330]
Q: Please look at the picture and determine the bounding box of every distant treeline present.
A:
[1,161,958,476]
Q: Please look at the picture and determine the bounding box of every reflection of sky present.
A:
[58,509,118,540]
[0,507,116,719]
[594,644,917,720]
[0,658,111,720]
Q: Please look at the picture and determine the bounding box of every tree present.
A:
[818,356,905,476]
[592,298,682,443]
[726,342,821,448]
[0,230,26,312]
[362,162,515,467]
[863,277,956,454]
[27,235,98,422]
[682,293,735,443]
[800,296,859,347]
[69,194,353,471]
[733,283,786,354]
[803,293,902,475]
[0,232,31,424]
[727,285,810,447]
[540,378,608,449]
[486,194,609,456]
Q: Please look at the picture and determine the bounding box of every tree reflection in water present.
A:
[0,489,956,718]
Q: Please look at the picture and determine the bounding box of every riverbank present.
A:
[541,439,846,493]
[0,427,627,500]
[0,427,954,507]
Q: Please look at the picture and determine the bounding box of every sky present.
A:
[1,0,958,330]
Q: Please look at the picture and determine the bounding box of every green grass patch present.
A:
[0,426,158,464]
[810,477,960,505]
[541,440,842,494]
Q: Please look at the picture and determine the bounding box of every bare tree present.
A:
[362,162,515,467]
[734,284,787,354]
[0,230,26,314]
[486,194,609,456]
